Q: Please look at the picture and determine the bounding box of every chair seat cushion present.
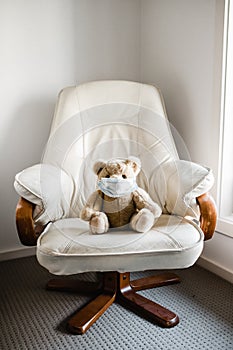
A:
[37,215,204,275]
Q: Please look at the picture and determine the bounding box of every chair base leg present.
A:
[68,293,116,334]
[47,271,181,334]
[67,272,117,335]
[46,278,102,295]
[130,272,181,291]
[118,272,179,328]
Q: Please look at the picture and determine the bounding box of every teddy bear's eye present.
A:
[122,174,127,179]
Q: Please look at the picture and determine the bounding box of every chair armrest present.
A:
[196,192,217,241]
[16,197,45,246]
[14,164,74,225]
[150,159,215,220]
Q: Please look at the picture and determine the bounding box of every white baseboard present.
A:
[197,256,233,284]
[0,246,36,262]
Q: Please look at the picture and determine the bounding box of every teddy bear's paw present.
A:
[90,212,109,234]
[130,208,154,233]
[150,203,162,218]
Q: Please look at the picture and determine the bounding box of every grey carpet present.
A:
[0,256,232,350]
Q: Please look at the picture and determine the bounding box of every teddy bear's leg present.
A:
[90,212,109,235]
[130,208,155,233]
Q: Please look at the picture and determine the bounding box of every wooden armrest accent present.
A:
[16,197,44,246]
[196,192,217,241]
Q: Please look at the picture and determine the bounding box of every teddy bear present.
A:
[80,157,162,234]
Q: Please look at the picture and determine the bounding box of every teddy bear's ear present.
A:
[126,156,141,175]
[93,160,106,175]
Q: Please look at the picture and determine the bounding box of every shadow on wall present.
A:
[148,73,194,162]
[0,98,54,250]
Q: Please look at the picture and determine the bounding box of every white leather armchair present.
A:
[15,81,217,334]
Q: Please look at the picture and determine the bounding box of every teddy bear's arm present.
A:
[133,188,162,218]
[80,191,103,221]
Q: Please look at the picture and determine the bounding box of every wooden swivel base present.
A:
[47,271,181,335]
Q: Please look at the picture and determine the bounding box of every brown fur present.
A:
[80,158,162,234]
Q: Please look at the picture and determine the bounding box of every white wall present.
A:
[74,1,140,83]
[0,0,140,256]
[141,0,223,170]
[141,0,233,282]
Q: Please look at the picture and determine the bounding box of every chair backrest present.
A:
[42,81,179,215]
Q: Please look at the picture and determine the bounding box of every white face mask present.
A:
[97,177,138,198]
